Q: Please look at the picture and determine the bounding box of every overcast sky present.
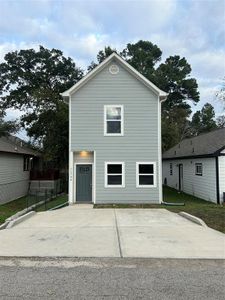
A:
[1,0,225,131]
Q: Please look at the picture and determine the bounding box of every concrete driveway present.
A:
[0,205,224,258]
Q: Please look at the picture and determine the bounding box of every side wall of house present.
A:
[162,158,217,203]
[70,59,161,203]
[0,153,29,204]
[219,156,225,203]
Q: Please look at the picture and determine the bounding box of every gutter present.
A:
[162,154,218,161]
[159,94,168,102]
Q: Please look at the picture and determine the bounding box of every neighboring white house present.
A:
[162,128,225,204]
[61,52,167,204]
[0,135,39,204]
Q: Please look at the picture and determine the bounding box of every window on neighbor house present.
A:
[105,162,125,187]
[195,163,203,176]
[170,163,173,175]
[104,105,124,135]
[23,156,30,171]
[136,162,156,187]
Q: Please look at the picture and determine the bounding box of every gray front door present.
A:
[76,164,92,202]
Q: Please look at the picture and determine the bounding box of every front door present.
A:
[76,164,92,202]
[178,164,183,191]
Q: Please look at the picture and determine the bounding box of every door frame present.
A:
[74,162,94,203]
[178,164,183,191]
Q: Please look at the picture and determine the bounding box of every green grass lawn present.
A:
[163,186,225,233]
[0,195,37,225]
[94,186,225,233]
[0,194,68,225]
[35,194,68,212]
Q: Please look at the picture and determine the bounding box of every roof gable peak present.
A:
[61,52,167,101]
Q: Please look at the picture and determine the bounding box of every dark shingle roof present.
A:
[163,128,225,159]
[0,135,40,156]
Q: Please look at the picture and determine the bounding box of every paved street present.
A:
[0,205,224,258]
[0,258,224,300]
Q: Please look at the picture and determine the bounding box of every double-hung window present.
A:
[104,105,124,136]
[105,162,125,187]
[195,163,203,176]
[136,162,156,188]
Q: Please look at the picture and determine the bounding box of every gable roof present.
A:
[163,128,225,160]
[0,135,40,156]
[61,52,168,101]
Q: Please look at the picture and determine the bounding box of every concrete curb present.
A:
[6,201,44,223]
[179,212,207,227]
[1,192,65,231]
[0,221,10,230]
[6,211,36,229]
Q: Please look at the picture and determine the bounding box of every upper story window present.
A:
[104,105,124,136]
[136,162,157,188]
[195,163,203,176]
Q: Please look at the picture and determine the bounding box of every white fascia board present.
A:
[60,53,168,100]
[60,53,114,97]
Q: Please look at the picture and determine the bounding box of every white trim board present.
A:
[104,161,125,188]
[104,105,124,136]
[136,162,157,188]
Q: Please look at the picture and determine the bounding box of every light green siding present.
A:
[70,59,160,203]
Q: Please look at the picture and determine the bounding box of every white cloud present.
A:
[0,0,224,117]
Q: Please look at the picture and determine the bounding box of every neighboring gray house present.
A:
[61,53,167,204]
[163,128,225,204]
[0,135,39,204]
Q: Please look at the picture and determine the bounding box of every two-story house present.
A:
[61,53,167,204]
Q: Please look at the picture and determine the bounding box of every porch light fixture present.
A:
[80,151,88,157]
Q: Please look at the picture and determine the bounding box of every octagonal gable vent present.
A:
[109,64,119,74]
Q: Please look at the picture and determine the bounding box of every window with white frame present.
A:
[136,162,156,187]
[104,105,124,136]
[170,163,173,175]
[105,162,125,187]
[23,156,31,171]
[195,163,203,176]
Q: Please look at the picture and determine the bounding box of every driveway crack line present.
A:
[114,209,123,258]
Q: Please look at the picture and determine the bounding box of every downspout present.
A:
[159,93,168,204]
[215,156,220,204]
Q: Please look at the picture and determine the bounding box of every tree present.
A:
[88,46,117,71]
[152,55,199,149]
[191,110,201,135]
[161,107,191,151]
[216,115,225,128]
[88,41,200,151]
[121,40,162,80]
[0,110,18,137]
[191,103,217,135]
[0,46,83,167]
[153,56,199,113]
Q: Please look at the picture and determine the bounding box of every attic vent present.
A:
[109,64,119,74]
[174,150,176,155]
